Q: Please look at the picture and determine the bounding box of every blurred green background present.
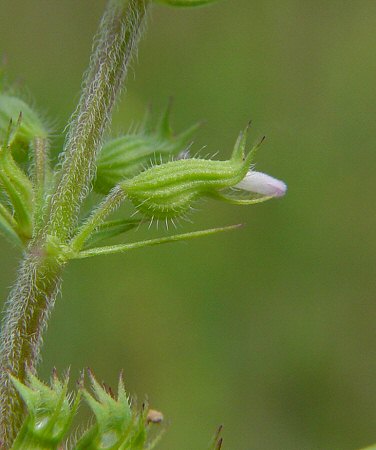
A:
[1,1,376,449]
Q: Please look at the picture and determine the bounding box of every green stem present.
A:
[0,248,64,445]
[47,0,150,243]
[31,137,51,235]
[70,185,126,252]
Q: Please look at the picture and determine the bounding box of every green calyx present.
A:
[0,121,34,243]
[10,370,80,450]
[0,94,48,162]
[95,103,199,194]
[76,370,163,449]
[0,114,51,246]
[120,127,261,221]
[0,95,51,245]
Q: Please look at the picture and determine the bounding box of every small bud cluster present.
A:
[10,370,79,449]
[10,369,163,450]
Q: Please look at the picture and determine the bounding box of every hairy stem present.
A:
[48,0,150,242]
[70,185,126,252]
[0,0,151,446]
[31,137,51,235]
[0,247,64,445]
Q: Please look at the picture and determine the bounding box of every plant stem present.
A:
[70,185,126,252]
[48,0,150,243]
[0,0,150,446]
[0,247,64,445]
[31,137,51,235]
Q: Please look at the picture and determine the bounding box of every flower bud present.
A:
[234,170,287,197]
[95,104,199,194]
[0,94,48,161]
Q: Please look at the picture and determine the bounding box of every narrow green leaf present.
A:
[73,224,243,259]
[83,218,142,249]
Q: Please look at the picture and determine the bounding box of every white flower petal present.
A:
[235,171,287,197]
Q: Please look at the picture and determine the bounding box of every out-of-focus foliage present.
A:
[1,1,376,449]
[155,0,221,7]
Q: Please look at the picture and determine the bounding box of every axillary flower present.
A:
[120,125,286,221]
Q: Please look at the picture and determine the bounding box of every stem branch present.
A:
[70,185,126,252]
